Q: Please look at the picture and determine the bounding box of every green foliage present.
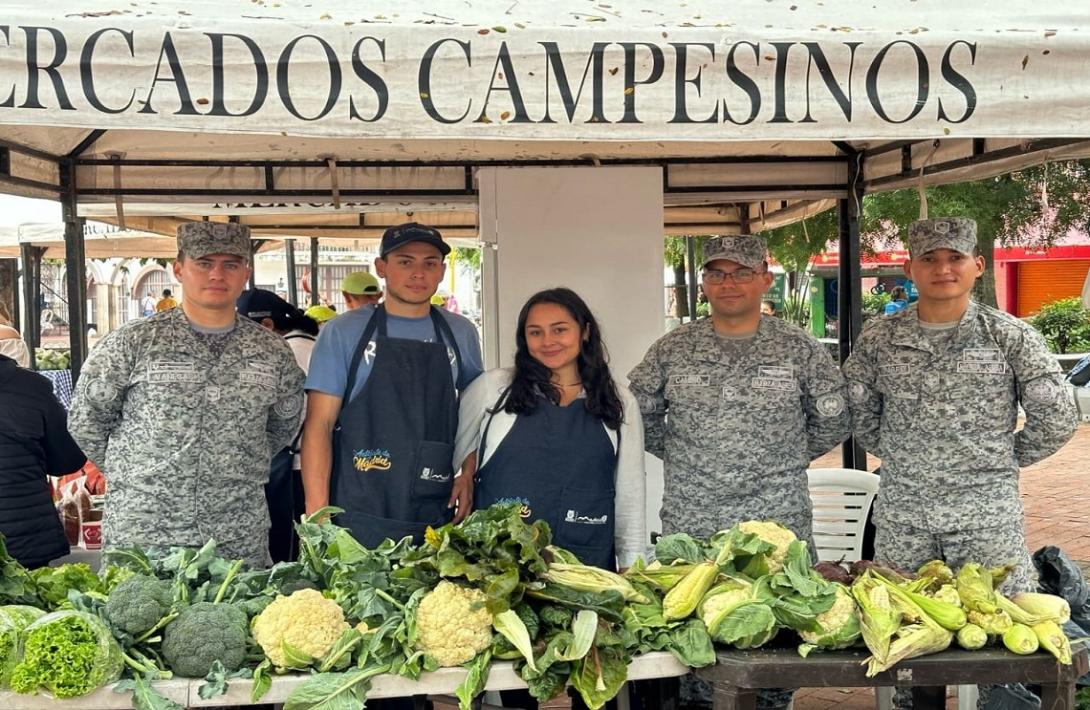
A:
[1031,297,1090,354]
[862,291,892,315]
[452,247,481,269]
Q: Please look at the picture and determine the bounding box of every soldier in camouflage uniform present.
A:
[629,235,851,543]
[629,236,851,710]
[69,223,305,567]
[844,218,1078,596]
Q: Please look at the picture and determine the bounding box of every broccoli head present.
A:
[161,602,248,678]
[103,574,172,636]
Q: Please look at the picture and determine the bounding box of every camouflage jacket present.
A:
[843,302,1078,532]
[628,316,851,540]
[68,307,305,566]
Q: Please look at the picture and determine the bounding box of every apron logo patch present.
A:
[419,468,451,483]
[564,510,608,525]
[495,497,532,519]
[148,361,201,383]
[671,374,710,386]
[353,448,392,472]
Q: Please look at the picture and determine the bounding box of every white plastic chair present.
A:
[806,468,976,710]
[806,468,880,563]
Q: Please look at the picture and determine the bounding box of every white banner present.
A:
[0,2,1086,141]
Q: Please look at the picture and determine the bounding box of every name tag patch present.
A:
[148,361,201,383]
[958,348,1009,374]
[880,363,911,376]
[671,374,710,386]
[752,365,795,391]
[239,362,277,388]
[957,361,1010,375]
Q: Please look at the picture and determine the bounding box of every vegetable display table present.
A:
[0,651,690,709]
[696,646,1090,710]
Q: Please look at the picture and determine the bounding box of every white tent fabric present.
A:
[0,1,1086,208]
[0,2,1086,142]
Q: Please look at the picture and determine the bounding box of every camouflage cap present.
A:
[701,235,768,270]
[907,218,977,256]
[177,222,252,260]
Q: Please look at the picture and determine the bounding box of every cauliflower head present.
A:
[799,584,861,650]
[737,521,797,574]
[414,581,493,667]
[252,588,350,669]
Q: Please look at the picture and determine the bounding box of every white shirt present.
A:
[456,367,648,567]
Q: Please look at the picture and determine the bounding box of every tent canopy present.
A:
[0,221,288,259]
[0,0,1086,220]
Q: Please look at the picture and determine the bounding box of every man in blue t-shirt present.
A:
[302,223,483,547]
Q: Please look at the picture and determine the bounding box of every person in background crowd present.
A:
[760,300,776,317]
[456,288,646,572]
[238,288,320,563]
[156,288,178,312]
[302,223,483,548]
[140,291,156,317]
[341,271,383,310]
[0,300,30,368]
[884,285,909,315]
[305,304,338,328]
[628,235,851,710]
[69,223,305,567]
[0,350,87,568]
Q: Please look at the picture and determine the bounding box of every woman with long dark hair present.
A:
[455,288,646,571]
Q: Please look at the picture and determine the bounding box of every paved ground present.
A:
[796,424,1090,710]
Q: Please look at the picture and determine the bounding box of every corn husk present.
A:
[967,609,1013,636]
[1012,593,1071,624]
[864,622,952,676]
[956,623,988,650]
[1001,624,1039,655]
[852,575,902,663]
[956,563,999,614]
[544,563,649,604]
[1031,620,1073,664]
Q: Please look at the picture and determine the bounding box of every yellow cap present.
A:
[304,305,337,323]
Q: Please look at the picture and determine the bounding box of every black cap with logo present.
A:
[379,222,451,258]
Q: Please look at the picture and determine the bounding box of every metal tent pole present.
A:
[285,239,298,306]
[837,152,867,470]
[685,237,698,322]
[61,160,88,381]
[309,237,319,307]
[19,243,41,368]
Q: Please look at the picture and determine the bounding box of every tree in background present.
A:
[759,160,1090,309]
[663,236,709,320]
